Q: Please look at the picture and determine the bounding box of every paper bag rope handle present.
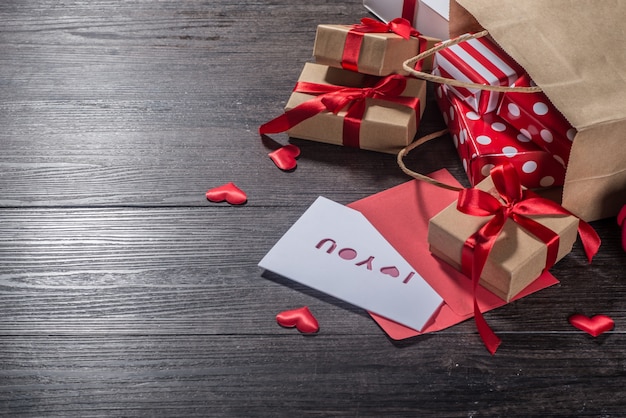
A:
[397,128,464,191]
[402,30,542,93]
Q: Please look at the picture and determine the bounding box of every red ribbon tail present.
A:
[259,97,326,135]
[577,220,601,263]
[464,212,507,354]
[474,300,502,355]
[259,113,297,135]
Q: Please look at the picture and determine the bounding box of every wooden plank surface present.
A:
[1,0,626,416]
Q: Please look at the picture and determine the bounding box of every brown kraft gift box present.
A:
[428,175,580,301]
[286,62,427,154]
[313,24,438,75]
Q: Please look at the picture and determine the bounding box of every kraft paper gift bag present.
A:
[448,0,483,38]
[454,0,626,222]
[407,1,625,221]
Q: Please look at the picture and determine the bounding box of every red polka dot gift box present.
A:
[435,83,566,189]
[496,74,576,168]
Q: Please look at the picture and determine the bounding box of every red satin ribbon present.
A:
[259,74,421,149]
[457,163,601,354]
[402,0,417,22]
[341,17,427,72]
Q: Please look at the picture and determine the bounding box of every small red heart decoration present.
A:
[269,144,300,171]
[276,306,319,334]
[569,314,615,337]
[206,182,247,205]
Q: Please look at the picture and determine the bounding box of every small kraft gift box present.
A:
[260,62,427,154]
[428,165,583,302]
[313,18,439,75]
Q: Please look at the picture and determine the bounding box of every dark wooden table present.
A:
[2,1,625,416]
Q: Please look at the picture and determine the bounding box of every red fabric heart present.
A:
[569,314,615,337]
[276,306,319,334]
[618,204,626,251]
[206,182,247,205]
[268,144,300,171]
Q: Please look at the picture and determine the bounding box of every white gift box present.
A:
[363,0,449,40]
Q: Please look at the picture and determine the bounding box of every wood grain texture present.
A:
[1,0,626,416]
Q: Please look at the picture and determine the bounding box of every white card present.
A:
[259,196,443,332]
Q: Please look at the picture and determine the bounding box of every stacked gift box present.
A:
[261,17,440,154]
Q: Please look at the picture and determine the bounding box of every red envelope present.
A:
[348,169,559,340]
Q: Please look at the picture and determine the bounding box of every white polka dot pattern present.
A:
[476,135,491,145]
[522,161,537,173]
[507,103,521,118]
[491,122,506,132]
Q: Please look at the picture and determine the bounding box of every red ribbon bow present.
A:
[350,17,419,40]
[342,18,425,72]
[259,74,420,148]
[457,163,601,354]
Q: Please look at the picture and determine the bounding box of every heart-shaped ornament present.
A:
[276,306,319,334]
[206,182,247,205]
[269,144,300,171]
[569,314,615,337]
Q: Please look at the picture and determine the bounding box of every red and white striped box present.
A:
[434,35,525,115]
[435,83,567,189]
[497,74,576,167]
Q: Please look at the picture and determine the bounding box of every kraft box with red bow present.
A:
[427,163,600,303]
[313,18,439,75]
[435,83,567,189]
[260,62,426,154]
